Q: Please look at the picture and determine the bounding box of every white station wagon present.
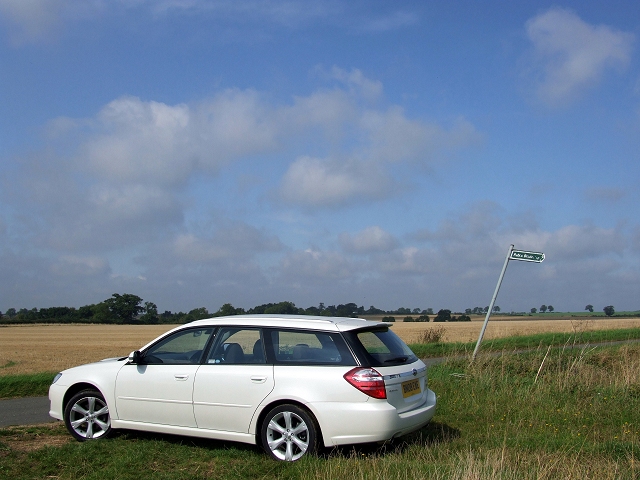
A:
[49,315,437,461]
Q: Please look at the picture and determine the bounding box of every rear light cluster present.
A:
[343,367,386,399]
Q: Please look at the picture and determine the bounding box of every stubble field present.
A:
[2,317,640,375]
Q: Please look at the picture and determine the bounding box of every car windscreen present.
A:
[345,327,418,367]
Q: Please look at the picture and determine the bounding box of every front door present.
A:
[193,328,274,432]
[115,327,214,427]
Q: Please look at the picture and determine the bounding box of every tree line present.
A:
[0,294,440,325]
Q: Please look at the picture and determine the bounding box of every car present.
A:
[49,315,436,461]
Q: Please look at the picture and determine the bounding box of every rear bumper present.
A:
[314,388,437,446]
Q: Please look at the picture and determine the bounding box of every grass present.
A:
[409,326,640,358]
[1,341,639,479]
[0,373,57,399]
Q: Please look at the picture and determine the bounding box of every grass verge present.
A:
[1,342,639,479]
[0,373,56,399]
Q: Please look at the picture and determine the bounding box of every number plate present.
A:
[401,378,421,398]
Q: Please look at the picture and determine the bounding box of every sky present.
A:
[1,0,639,314]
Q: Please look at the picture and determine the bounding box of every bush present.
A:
[382,316,395,322]
[403,316,414,322]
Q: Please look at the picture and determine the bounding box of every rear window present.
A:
[347,328,418,367]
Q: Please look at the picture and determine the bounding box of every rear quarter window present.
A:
[265,329,355,366]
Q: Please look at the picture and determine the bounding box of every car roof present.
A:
[185,314,385,333]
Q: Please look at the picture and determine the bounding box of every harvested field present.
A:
[1,318,640,375]
[390,317,640,344]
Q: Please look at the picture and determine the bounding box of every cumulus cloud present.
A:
[339,226,398,254]
[77,91,278,186]
[278,156,394,208]
[277,68,480,208]
[524,7,634,106]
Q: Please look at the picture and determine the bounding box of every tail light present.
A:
[343,367,386,399]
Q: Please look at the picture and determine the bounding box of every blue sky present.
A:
[1,0,639,314]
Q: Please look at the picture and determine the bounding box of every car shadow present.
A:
[108,421,460,459]
[322,421,460,459]
[110,429,263,456]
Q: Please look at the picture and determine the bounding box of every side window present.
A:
[267,329,355,366]
[207,328,265,365]
[352,328,418,366]
[144,328,214,364]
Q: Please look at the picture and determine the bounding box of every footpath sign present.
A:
[472,245,545,361]
[510,250,545,263]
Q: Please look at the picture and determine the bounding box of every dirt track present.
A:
[2,318,640,375]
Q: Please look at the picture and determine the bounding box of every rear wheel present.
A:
[261,404,318,461]
[64,389,112,441]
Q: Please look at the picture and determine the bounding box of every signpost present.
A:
[471,245,545,361]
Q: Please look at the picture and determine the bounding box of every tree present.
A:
[531,308,537,314]
[140,302,159,324]
[434,309,451,322]
[547,305,554,312]
[465,308,472,315]
[215,303,244,317]
[603,305,615,317]
[493,305,500,313]
[540,305,547,313]
[585,304,594,313]
[104,293,144,323]
[6,308,16,318]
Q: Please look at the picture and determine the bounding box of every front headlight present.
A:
[52,373,62,384]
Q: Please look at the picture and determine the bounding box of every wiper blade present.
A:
[384,356,409,363]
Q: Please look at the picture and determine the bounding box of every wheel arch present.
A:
[62,383,103,418]
[254,399,324,448]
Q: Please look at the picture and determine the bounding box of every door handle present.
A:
[251,376,267,383]
[174,374,189,381]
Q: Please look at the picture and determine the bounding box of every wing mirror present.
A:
[128,350,143,364]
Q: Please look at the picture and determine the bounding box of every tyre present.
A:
[64,389,112,441]
[260,404,318,461]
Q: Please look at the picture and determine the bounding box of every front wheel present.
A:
[64,389,112,441]
[260,404,318,461]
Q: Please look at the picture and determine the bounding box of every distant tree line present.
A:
[0,295,440,325]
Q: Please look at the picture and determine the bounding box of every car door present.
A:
[115,327,214,427]
[193,327,274,432]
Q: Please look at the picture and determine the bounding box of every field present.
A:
[2,318,640,375]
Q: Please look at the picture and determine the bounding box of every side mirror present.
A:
[129,350,142,364]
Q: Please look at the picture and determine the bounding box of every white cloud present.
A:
[78,91,278,186]
[339,226,398,254]
[278,156,393,208]
[525,7,634,106]
[328,66,383,102]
